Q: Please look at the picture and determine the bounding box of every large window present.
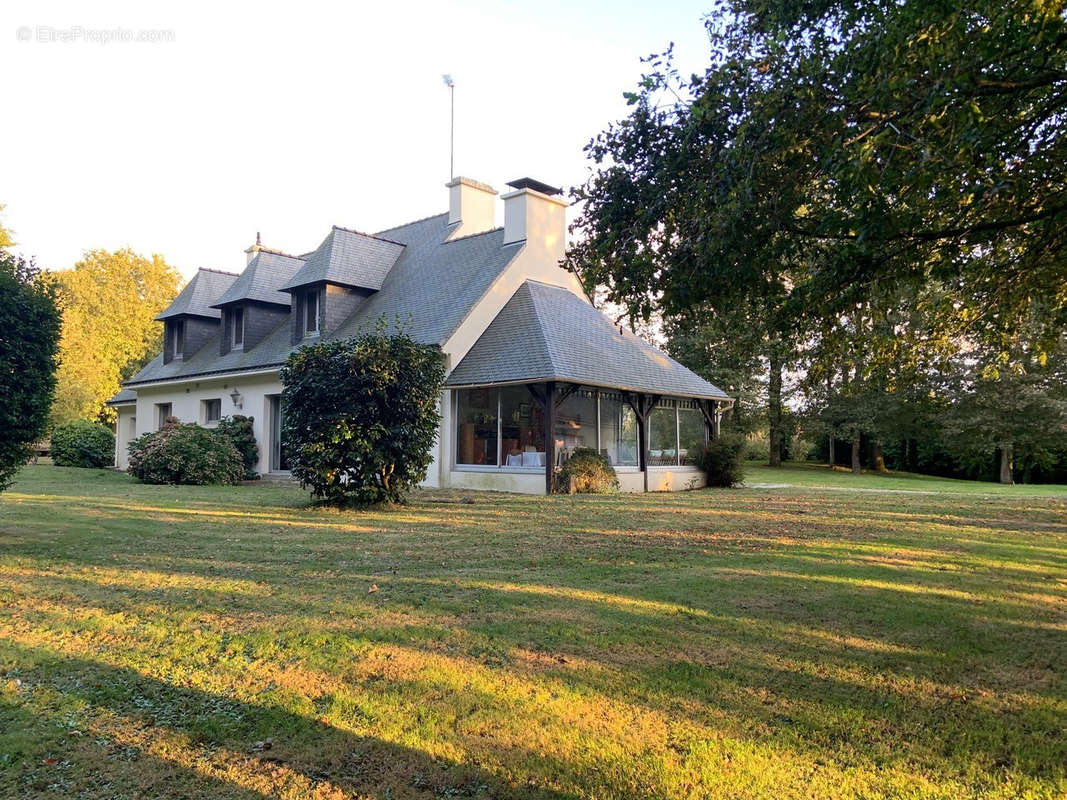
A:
[678,406,705,465]
[555,390,597,465]
[599,393,638,466]
[649,400,708,466]
[453,387,705,471]
[500,385,545,467]
[456,387,498,466]
[648,406,678,466]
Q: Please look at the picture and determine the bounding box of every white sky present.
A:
[2,0,714,278]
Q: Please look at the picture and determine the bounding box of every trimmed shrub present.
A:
[697,434,747,487]
[280,329,446,506]
[557,447,619,494]
[215,415,259,479]
[51,419,115,468]
[127,418,244,485]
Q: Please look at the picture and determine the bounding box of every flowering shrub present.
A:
[214,415,259,479]
[127,418,243,485]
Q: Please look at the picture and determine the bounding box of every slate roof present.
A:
[212,250,306,308]
[124,213,524,386]
[281,226,405,292]
[445,281,730,400]
[155,268,239,320]
[106,387,137,405]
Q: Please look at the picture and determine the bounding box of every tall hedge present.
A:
[0,252,61,490]
[51,419,115,468]
[280,330,446,505]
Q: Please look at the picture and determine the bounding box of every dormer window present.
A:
[170,320,184,360]
[231,307,244,349]
[304,290,320,335]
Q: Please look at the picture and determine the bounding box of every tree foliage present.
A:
[0,251,61,490]
[49,249,181,425]
[280,329,446,506]
[51,419,115,468]
[568,0,1067,481]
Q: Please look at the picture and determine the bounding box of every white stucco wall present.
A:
[113,405,137,470]
[130,373,284,474]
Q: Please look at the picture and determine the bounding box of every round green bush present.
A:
[696,434,747,487]
[558,447,619,494]
[127,419,244,485]
[51,419,115,468]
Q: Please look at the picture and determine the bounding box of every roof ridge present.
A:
[254,247,306,261]
[523,282,558,378]
[373,211,449,237]
[331,224,406,247]
[443,226,505,244]
[197,267,241,277]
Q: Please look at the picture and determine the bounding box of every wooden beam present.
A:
[554,383,580,409]
[623,392,660,493]
[526,384,546,410]
[544,381,556,495]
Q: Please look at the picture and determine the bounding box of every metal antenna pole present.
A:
[443,74,455,179]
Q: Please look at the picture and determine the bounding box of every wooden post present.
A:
[544,381,556,494]
[624,392,658,493]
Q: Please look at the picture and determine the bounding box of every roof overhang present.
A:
[443,376,733,403]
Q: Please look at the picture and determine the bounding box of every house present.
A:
[108,177,732,493]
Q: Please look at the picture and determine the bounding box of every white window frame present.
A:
[231,307,244,349]
[304,290,320,336]
[155,402,172,430]
[170,320,184,360]
[202,398,222,426]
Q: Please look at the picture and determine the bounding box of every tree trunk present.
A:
[872,440,886,472]
[851,437,862,474]
[828,432,835,469]
[999,444,1013,485]
[768,349,783,467]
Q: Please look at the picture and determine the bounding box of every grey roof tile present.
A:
[125,212,524,386]
[155,268,239,320]
[212,250,306,308]
[106,387,137,405]
[281,226,405,292]
[445,281,730,400]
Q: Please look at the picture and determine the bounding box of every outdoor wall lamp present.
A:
[230,387,243,409]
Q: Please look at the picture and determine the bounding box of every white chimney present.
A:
[244,231,262,265]
[501,178,568,261]
[446,176,497,239]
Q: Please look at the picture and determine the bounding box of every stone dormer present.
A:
[210,248,305,355]
[280,226,405,343]
[155,268,239,364]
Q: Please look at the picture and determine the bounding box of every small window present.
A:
[232,308,244,348]
[304,290,319,334]
[203,398,222,424]
[155,403,172,430]
[170,320,184,359]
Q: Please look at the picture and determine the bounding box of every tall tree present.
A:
[0,204,14,250]
[0,251,61,490]
[49,249,181,424]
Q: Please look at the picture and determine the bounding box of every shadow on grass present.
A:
[2,642,577,800]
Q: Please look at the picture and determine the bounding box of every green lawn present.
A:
[1,466,1065,799]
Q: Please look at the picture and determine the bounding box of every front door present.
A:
[268,394,289,471]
